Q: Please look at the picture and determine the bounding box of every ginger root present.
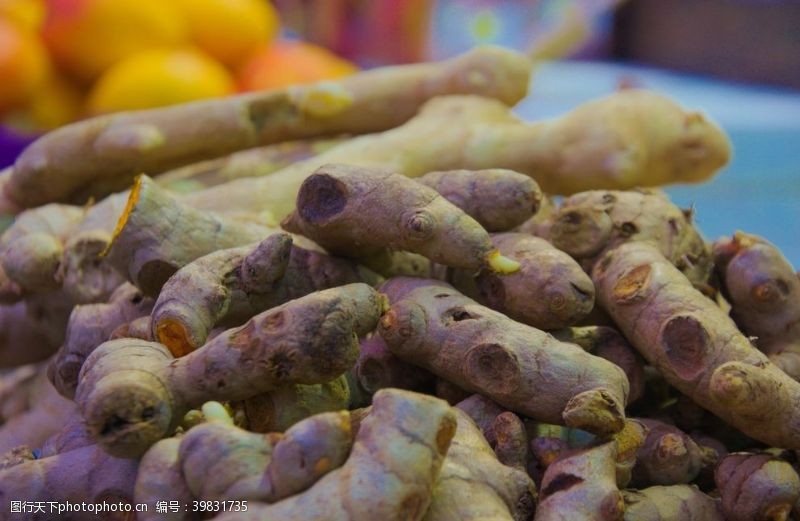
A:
[237,375,351,433]
[630,419,716,487]
[622,485,723,521]
[593,241,800,449]
[75,283,384,457]
[6,46,531,208]
[353,334,435,396]
[378,278,629,436]
[423,408,536,521]
[282,163,519,273]
[184,90,730,220]
[715,452,800,521]
[215,388,457,521]
[446,233,595,329]
[48,283,153,398]
[0,203,83,295]
[0,443,139,520]
[714,231,800,379]
[546,189,712,286]
[534,440,624,521]
[151,232,377,357]
[553,326,646,405]
[104,175,275,296]
[417,168,542,232]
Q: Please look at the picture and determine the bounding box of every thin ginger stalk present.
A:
[281,163,520,273]
[215,389,457,521]
[416,168,542,232]
[592,241,800,449]
[4,46,531,208]
[156,137,345,193]
[183,90,730,221]
[378,278,630,436]
[445,233,595,330]
[150,232,379,357]
[104,175,276,297]
[75,283,384,457]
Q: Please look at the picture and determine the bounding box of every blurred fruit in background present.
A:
[238,40,356,91]
[0,0,44,31]
[87,48,234,114]
[173,0,280,68]
[0,17,48,110]
[42,0,187,81]
[0,0,361,143]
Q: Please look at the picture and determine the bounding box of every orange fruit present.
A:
[0,0,45,31]
[172,0,280,68]
[87,48,235,114]
[42,0,187,81]
[238,40,357,92]
[0,18,48,110]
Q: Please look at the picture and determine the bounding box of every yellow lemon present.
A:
[0,0,45,31]
[43,0,187,81]
[87,48,234,114]
[172,0,280,68]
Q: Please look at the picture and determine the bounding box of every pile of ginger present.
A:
[1,46,799,521]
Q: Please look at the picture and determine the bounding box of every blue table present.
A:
[515,61,800,266]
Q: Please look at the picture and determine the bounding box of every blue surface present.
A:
[515,60,800,266]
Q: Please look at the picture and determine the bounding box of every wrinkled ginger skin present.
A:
[156,137,345,193]
[105,175,274,297]
[0,204,83,294]
[714,232,800,377]
[135,437,193,521]
[353,334,434,396]
[622,485,723,521]
[715,452,800,521]
[378,278,629,436]
[423,409,536,521]
[215,389,457,521]
[417,168,542,232]
[240,375,351,433]
[49,283,153,398]
[75,283,384,457]
[282,163,508,272]
[548,189,712,285]
[534,441,624,521]
[151,232,376,356]
[177,411,353,503]
[552,326,646,405]
[0,444,139,521]
[187,91,730,221]
[448,233,595,330]
[631,419,711,487]
[592,241,800,449]
[6,46,531,208]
